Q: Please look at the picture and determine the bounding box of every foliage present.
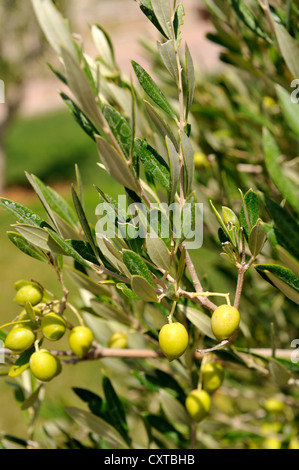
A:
[0,0,298,450]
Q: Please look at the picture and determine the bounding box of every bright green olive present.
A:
[263,438,282,450]
[68,326,94,358]
[202,362,224,394]
[108,332,127,349]
[29,349,61,382]
[41,312,67,341]
[158,322,189,362]
[263,397,285,414]
[4,326,35,354]
[211,304,240,341]
[185,389,211,422]
[14,284,43,307]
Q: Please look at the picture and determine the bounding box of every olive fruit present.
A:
[263,438,281,450]
[158,322,188,362]
[68,326,94,358]
[14,284,43,306]
[108,332,127,349]
[29,349,61,382]
[4,326,35,354]
[210,304,240,341]
[263,397,285,414]
[185,389,211,422]
[202,362,224,394]
[41,312,67,341]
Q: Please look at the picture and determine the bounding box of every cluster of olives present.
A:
[4,281,94,382]
[158,303,240,422]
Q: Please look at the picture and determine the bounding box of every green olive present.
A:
[185,389,211,422]
[202,361,224,394]
[14,284,43,307]
[68,326,94,358]
[263,397,285,414]
[108,332,127,349]
[4,326,35,354]
[29,349,61,382]
[41,312,67,341]
[211,304,240,341]
[158,322,189,362]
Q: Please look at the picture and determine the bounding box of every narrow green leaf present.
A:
[146,234,171,271]
[151,0,174,40]
[21,385,43,411]
[90,299,131,325]
[144,100,178,150]
[103,105,132,158]
[96,236,131,278]
[160,390,190,426]
[46,228,92,269]
[131,60,176,119]
[210,200,231,241]
[173,3,185,45]
[96,136,139,193]
[71,186,99,261]
[179,130,194,196]
[255,263,299,304]
[166,135,180,204]
[264,197,299,255]
[61,48,104,131]
[102,374,130,443]
[139,4,168,38]
[274,20,299,79]
[176,246,186,288]
[181,306,216,340]
[31,0,78,59]
[8,347,35,377]
[131,275,158,302]
[268,358,292,387]
[277,245,299,277]
[276,84,299,138]
[0,198,47,228]
[239,189,259,237]
[91,24,116,69]
[116,283,140,300]
[263,128,299,212]
[65,406,129,449]
[157,39,179,82]
[248,218,266,258]
[185,42,195,119]
[7,232,48,263]
[123,250,154,286]
[61,92,97,142]
[133,138,170,191]
[11,224,65,254]
[228,0,272,43]
[64,265,111,297]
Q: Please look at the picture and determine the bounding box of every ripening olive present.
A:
[158,322,189,362]
[211,304,240,341]
[202,361,224,394]
[14,284,43,307]
[263,397,285,414]
[29,349,61,382]
[4,326,36,354]
[41,312,67,341]
[185,389,211,423]
[68,326,94,358]
[108,332,127,349]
